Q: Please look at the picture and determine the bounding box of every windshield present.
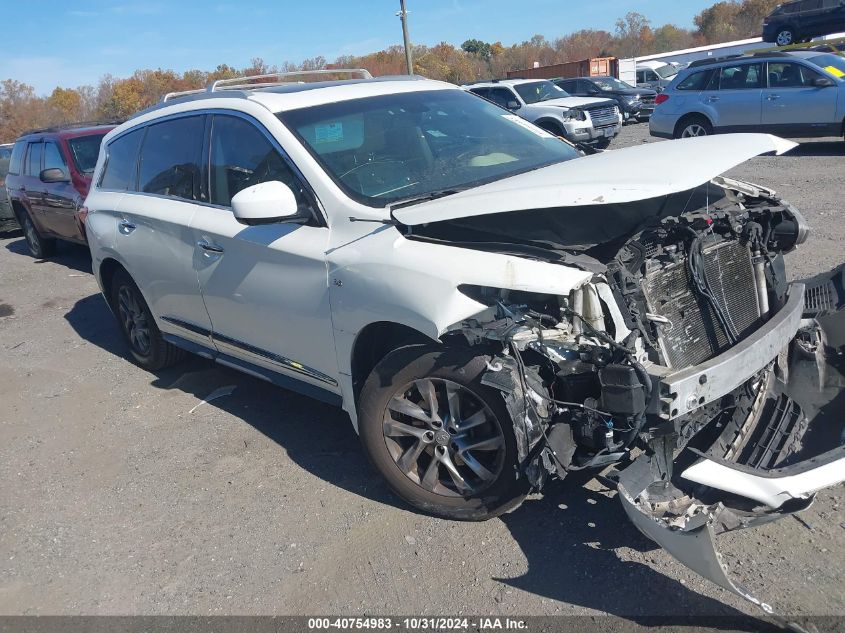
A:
[592,77,635,91]
[513,81,569,103]
[68,134,106,175]
[807,54,845,77]
[653,64,677,79]
[278,89,580,207]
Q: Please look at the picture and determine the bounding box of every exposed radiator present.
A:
[642,240,762,368]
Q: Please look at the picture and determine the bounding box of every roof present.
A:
[133,75,455,119]
[17,123,118,141]
[466,78,545,88]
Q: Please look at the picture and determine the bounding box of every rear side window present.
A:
[100,128,144,191]
[138,116,204,201]
[557,80,576,92]
[25,142,43,177]
[8,142,25,176]
[675,70,713,90]
[209,114,308,209]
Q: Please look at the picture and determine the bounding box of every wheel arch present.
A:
[350,320,434,401]
[533,117,566,136]
[674,112,714,137]
[98,257,129,311]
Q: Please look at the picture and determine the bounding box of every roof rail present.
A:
[22,119,124,136]
[161,68,373,102]
[687,50,792,68]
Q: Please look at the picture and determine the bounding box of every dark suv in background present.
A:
[763,0,845,46]
[0,143,16,232]
[6,123,114,258]
[555,76,657,122]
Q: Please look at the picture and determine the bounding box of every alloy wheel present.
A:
[382,378,506,497]
[681,124,708,138]
[117,285,151,356]
[776,30,794,46]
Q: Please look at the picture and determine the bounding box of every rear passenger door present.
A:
[190,113,340,396]
[710,63,763,130]
[110,115,214,346]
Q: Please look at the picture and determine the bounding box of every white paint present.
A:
[681,454,845,509]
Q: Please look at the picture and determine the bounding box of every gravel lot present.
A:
[0,123,843,620]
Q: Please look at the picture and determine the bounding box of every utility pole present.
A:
[397,0,413,75]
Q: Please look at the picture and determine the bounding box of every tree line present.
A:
[0,0,780,142]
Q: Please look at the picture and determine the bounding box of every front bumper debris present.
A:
[617,271,845,616]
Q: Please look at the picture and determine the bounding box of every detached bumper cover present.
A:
[619,277,845,614]
[682,446,845,509]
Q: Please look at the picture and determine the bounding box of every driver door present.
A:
[190,113,340,398]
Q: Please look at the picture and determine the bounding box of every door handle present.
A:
[767,94,781,101]
[197,239,224,254]
[118,220,136,234]
[706,96,720,102]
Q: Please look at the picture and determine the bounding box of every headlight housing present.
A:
[560,108,587,122]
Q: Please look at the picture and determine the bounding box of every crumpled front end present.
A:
[412,172,845,614]
[619,265,845,614]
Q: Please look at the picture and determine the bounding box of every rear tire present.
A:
[110,269,184,371]
[358,344,529,521]
[674,115,713,139]
[20,210,56,259]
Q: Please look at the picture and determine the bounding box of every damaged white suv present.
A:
[84,71,844,611]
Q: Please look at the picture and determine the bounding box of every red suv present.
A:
[6,123,115,258]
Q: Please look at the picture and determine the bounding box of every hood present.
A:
[604,87,657,97]
[392,134,796,227]
[538,96,617,109]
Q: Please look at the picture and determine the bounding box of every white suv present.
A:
[466,78,622,148]
[84,70,844,610]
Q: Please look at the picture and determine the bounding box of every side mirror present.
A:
[40,168,69,183]
[232,181,303,226]
[506,100,520,110]
[812,76,835,87]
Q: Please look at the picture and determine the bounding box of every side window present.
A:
[43,142,68,174]
[558,80,576,92]
[646,70,660,82]
[100,128,144,191]
[676,70,712,90]
[8,142,25,176]
[25,142,43,177]
[636,70,644,83]
[208,115,310,210]
[469,88,489,99]
[487,88,516,108]
[798,0,821,10]
[138,116,204,200]
[719,63,763,89]
[768,62,823,87]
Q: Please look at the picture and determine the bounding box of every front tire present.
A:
[110,269,184,371]
[358,345,529,521]
[20,210,56,259]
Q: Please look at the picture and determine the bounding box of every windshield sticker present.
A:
[824,65,844,78]
[315,122,344,144]
[501,114,555,139]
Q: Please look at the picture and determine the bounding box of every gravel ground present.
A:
[0,124,843,620]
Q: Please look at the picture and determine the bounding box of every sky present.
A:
[1,0,717,95]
